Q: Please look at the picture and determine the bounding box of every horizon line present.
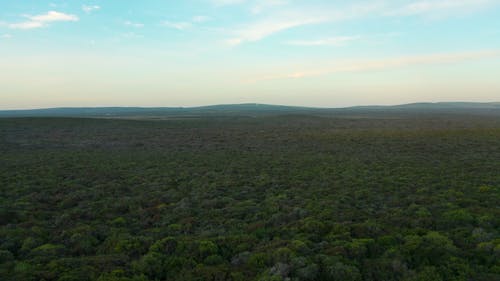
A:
[1,101,500,112]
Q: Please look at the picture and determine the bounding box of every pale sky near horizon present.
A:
[1,0,500,109]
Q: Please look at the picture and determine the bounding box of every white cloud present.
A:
[225,0,499,46]
[9,21,45,29]
[388,0,496,16]
[287,36,361,47]
[211,0,246,6]
[251,0,288,14]
[7,11,79,29]
[162,21,193,30]
[82,5,100,14]
[226,1,385,46]
[249,50,500,82]
[30,11,79,22]
[124,21,144,28]
[192,16,211,23]
[211,0,287,10]
[162,16,212,30]
[227,16,328,46]
[1,34,12,39]
[121,32,144,39]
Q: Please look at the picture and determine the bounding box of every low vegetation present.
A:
[0,112,499,281]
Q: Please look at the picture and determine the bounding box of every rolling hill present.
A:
[0,102,499,118]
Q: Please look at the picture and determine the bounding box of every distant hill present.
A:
[0,107,183,117]
[0,104,313,118]
[0,102,499,118]
[353,102,500,110]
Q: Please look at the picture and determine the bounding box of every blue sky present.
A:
[1,0,500,109]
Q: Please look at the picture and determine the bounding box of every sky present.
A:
[1,0,500,109]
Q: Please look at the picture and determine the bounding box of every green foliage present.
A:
[441,209,474,227]
[97,270,149,281]
[405,266,443,281]
[0,115,499,280]
[111,217,127,227]
[248,253,270,270]
[403,232,457,267]
[203,254,224,266]
[273,247,294,263]
[31,243,65,256]
[324,262,362,281]
[198,240,218,258]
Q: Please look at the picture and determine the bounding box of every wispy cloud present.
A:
[192,16,212,23]
[1,33,12,39]
[121,32,144,39]
[211,0,287,11]
[388,0,496,17]
[226,1,384,46]
[251,0,288,14]
[248,50,500,82]
[7,11,79,29]
[8,21,45,29]
[30,11,78,22]
[82,5,100,14]
[211,0,246,6]
[287,32,401,48]
[227,16,328,46]
[124,21,144,28]
[162,21,193,30]
[225,0,498,46]
[162,16,211,30]
[287,36,361,47]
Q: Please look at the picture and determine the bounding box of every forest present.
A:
[0,110,499,281]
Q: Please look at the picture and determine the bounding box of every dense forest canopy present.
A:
[0,111,499,281]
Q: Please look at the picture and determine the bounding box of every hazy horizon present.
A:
[1,101,500,112]
[1,0,500,109]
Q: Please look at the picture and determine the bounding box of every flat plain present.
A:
[0,107,499,281]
